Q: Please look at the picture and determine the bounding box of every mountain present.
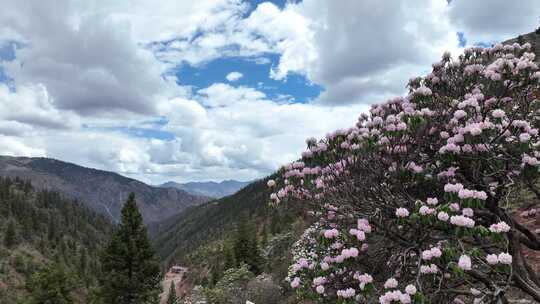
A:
[0,177,114,303]
[0,156,209,223]
[150,178,272,262]
[149,175,303,302]
[159,180,251,198]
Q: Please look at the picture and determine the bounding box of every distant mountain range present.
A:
[159,180,251,198]
[0,156,209,223]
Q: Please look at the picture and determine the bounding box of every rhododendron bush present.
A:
[269,43,540,303]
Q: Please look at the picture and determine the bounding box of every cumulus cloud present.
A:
[447,0,540,44]
[0,0,537,184]
[156,84,369,183]
[0,0,181,115]
[269,0,461,105]
[226,71,243,82]
[0,135,45,157]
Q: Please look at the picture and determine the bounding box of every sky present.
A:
[0,0,539,184]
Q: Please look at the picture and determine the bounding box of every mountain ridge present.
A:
[0,155,209,223]
[159,179,251,198]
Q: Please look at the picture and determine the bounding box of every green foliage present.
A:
[166,281,177,304]
[98,193,161,304]
[233,220,263,274]
[202,264,283,304]
[0,177,113,303]
[27,264,74,304]
[203,264,254,304]
[223,242,235,271]
[4,219,17,248]
[150,178,292,263]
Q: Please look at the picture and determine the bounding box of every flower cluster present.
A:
[273,42,540,303]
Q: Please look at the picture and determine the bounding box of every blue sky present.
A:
[0,0,538,184]
[175,55,322,103]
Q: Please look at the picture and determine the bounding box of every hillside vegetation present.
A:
[150,177,308,302]
[0,156,208,223]
[0,177,114,303]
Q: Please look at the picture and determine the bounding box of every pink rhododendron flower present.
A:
[458,255,472,271]
[384,278,398,289]
[498,253,512,265]
[395,207,410,218]
[486,254,499,265]
[489,221,511,233]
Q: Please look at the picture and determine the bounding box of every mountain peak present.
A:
[159,180,251,198]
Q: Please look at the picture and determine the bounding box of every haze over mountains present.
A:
[159,180,251,198]
[0,156,209,223]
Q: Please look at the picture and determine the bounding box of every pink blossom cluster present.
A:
[450,215,475,228]
[278,42,540,302]
[379,290,412,304]
[486,252,513,265]
[489,221,511,233]
[395,207,410,218]
[422,247,443,261]
[420,264,438,274]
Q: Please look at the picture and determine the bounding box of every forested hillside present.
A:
[150,177,306,302]
[151,177,293,263]
[0,156,209,223]
[0,177,113,303]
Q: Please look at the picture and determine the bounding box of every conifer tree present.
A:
[245,223,263,274]
[260,224,268,247]
[166,281,177,304]
[223,242,236,271]
[28,264,74,304]
[99,193,161,304]
[4,219,17,248]
[233,220,263,274]
[233,220,250,267]
[79,247,87,275]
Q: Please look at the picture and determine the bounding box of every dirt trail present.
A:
[160,266,188,304]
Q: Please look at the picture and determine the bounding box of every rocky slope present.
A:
[0,156,209,223]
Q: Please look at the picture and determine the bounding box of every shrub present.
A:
[269,43,540,303]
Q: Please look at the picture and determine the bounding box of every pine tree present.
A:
[4,219,17,248]
[233,220,263,274]
[79,247,87,275]
[260,224,268,247]
[223,242,236,271]
[166,281,177,304]
[99,193,161,304]
[28,264,74,304]
[245,223,263,274]
[233,220,250,267]
[48,216,56,242]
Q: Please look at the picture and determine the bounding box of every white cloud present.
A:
[0,0,537,185]
[197,83,265,107]
[267,0,461,104]
[226,71,243,82]
[0,135,45,157]
[448,0,540,44]
[0,83,80,130]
